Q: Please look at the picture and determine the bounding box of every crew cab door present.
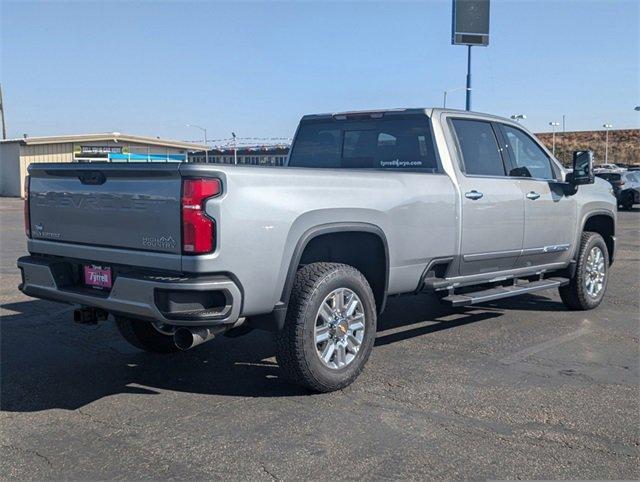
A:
[496,123,577,267]
[449,118,525,276]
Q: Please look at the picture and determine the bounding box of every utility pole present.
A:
[0,83,6,139]
[443,87,471,108]
[549,121,560,156]
[562,114,566,164]
[603,123,613,164]
[186,124,208,163]
[232,132,238,164]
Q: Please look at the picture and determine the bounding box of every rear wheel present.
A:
[275,262,377,392]
[559,232,609,311]
[115,317,179,353]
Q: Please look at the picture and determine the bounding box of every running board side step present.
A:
[441,277,570,307]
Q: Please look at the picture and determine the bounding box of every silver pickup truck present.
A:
[18,108,616,392]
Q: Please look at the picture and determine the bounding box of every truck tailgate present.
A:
[28,163,182,254]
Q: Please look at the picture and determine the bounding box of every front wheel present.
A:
[559,232,609,311]
[275,262,377,392]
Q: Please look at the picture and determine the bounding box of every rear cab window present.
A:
[288,115,440,172]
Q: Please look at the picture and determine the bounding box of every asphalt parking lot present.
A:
[1,197,638,480]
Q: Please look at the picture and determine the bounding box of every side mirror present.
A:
[570,150,595,186]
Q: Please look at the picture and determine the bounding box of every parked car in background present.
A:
[596,171,640,209]
[613,163,640,171]
[594,163,626,173]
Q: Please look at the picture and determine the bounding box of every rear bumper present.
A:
[17,256,242,327]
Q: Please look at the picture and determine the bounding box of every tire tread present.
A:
[275,262,375,392]
[559,231,608,311]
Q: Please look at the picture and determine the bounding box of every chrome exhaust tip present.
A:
[173,326,222,351]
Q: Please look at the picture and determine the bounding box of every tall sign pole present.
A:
[452,0,490,111]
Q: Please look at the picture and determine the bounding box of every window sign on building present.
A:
[74,144,187,162]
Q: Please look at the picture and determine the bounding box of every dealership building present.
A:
[189,145,289,166]
[0,133,208,197]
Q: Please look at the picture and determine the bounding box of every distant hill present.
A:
[535,129,639,167]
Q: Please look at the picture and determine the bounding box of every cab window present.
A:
[450,119,506,176]
[499,124,556,180]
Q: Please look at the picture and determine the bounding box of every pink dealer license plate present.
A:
[83,265,113,289]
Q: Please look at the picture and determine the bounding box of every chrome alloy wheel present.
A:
[314,288,365,370]
[585,246,606,297]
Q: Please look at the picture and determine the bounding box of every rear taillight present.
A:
[181,178,221,254]
[24,175,31,238]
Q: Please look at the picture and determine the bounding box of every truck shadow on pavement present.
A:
[1,292,565,412]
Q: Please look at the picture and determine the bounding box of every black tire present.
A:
[275,262,377,393]
[559,232,609,311]
[115,317,179,353]
[620,193,634,210]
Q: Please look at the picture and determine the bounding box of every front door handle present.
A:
[465,190,484,200]
[526,191,541,200]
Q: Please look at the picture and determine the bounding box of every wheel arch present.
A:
[581,211,616,265]
[280,222,390,315]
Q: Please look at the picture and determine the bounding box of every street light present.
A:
[635,106,640,111]
[549,121,560,156]
[603,123,613,164]
[186,124,208,163]
[231,132,238,165]
[443,87,471,108]
[510,114,526,122]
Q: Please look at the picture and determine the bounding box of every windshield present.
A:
[288,116,439,172]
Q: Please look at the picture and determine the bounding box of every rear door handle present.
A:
[465,190,483,200]
[526,191,541,200]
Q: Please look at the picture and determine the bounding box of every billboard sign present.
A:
[452,0,490,46]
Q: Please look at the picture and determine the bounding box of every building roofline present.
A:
[0,133,208,150]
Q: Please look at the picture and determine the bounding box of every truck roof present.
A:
[300,108,430,121]
[300,107,511,122]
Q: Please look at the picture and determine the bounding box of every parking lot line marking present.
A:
[499,327,592,364]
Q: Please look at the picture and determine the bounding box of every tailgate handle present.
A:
[78,171,106,185]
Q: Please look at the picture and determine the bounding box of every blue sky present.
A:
[1,0,638,144]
